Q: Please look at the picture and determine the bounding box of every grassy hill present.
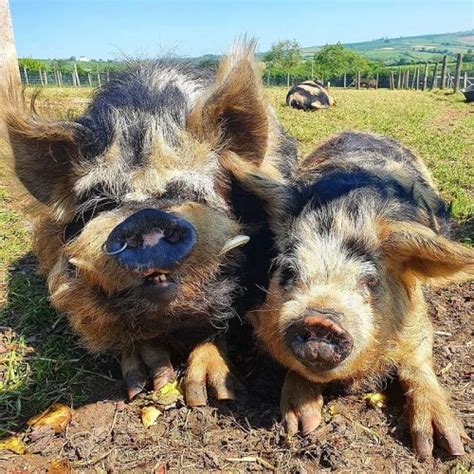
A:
[300,30,474,64]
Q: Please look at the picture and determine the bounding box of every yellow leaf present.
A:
[47,457,74,474]
[363,392,387,409]
[0,436,28,454]
[151,380,183,406]
[141,406,162,428]
[27,403,74,433]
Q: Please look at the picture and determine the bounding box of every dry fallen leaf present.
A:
[151,380,183,406]
[27,403,74,433]
[0,436,28,454]
[141,406,162,428]
[47,457,74,474]
[363,392,388,409]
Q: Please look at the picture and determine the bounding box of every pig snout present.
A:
[284,310,353,370]
[105,208,197,271]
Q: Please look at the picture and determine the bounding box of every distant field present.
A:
[0,87,472,472]
[301,30,474,64]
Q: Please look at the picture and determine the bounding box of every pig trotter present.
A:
[399,362,468,461]
[184,340,236,407]
[280,371,324,436]
[121,342,175,400]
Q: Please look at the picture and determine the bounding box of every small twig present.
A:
[79,369,117,382]
[106,404,119,438]
[72,448,115,467]
[440,362,453,374]
[434,331,452,337]
[226,456,276,470]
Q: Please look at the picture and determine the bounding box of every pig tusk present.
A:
[219,235,250,255]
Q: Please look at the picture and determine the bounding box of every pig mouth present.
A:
[138,269,179,304]
[284,314,354,371]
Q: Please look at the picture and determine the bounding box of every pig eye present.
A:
[279,264,297,288]
[62,201,115,243]
[360,275,380,291]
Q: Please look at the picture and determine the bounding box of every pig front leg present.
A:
[280,371,324,436]
[184,339,236,406]
[398,358,468,461]
[121,342,175,400]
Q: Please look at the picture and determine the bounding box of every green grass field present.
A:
[0,87,473,436]
[300,30,474,64]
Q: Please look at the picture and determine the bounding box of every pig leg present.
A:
[184,340,236,407]
[139,342,175,392]
[399,360,468,461]
[280,371,324,436]
[121,343,174,400]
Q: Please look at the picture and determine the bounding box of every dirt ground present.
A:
[0,88,472,472]
[1,279,472,473]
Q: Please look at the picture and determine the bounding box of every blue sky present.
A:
[10,0,474,59]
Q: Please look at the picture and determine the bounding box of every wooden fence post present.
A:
[415,67,420,90]
[440,55,448,89]
[411,69,416,89]
[356,71,360,89]
[23,66,28,85]
[106,69,110,83]
[463,71,468,89]
[397,69,402,89]
[0,0,21,88]
[453,53,463,92]
[88,72,92,87]
[430,63,438,90]
[74,64,81,86]
[97,72,101,87]
[39,69,44,86]
[44,69,48,85]
[422,63,428,91]
[376,73,379,89]
[406,70,410,89]
[343,72,347,88]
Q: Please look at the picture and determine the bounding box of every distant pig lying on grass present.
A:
[222,131,473,460]
[1,43,296,404]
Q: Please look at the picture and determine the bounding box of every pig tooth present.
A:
[219,235,250,255]
[159,274,167,282]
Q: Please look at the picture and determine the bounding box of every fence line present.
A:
[16,55,474,91]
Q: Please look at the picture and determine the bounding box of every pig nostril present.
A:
[164,222,185,244]
[125,233,143,249]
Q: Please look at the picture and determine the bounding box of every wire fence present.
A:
[19,54,474,93]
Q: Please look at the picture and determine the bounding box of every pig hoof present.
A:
[410,411,468,461]
[121,343,175,400]
[184,341,236,407]
[280,371,324,436]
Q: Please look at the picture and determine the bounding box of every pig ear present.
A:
[4,107,84,207]
[381,221,474,286]
[220,152,290,220]
[188,50,269,165]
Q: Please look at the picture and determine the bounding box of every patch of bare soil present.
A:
[1,281,473,473]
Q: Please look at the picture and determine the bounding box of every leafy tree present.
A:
[18,58,43,71]
[264,39,302,86]
[313,43,369,79]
